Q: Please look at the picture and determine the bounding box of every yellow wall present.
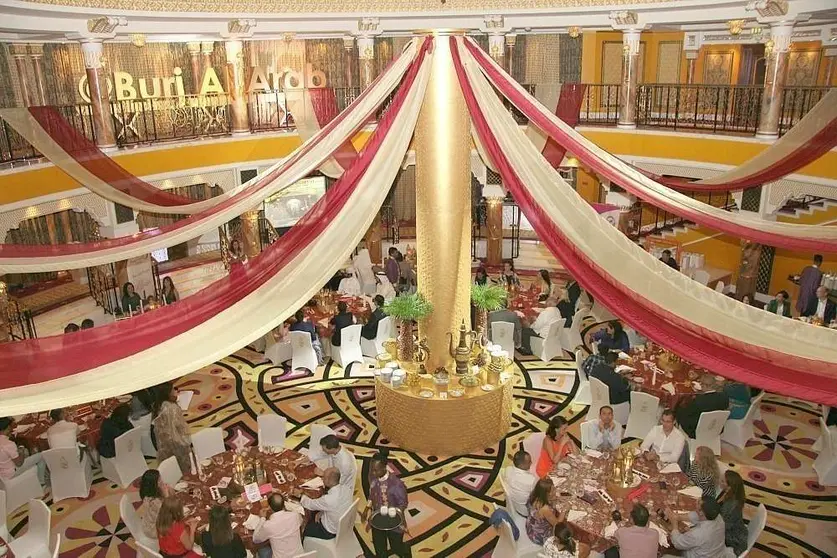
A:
[576,167,601,204]
[585,30,687,84]
[694,44,743,85]
[665,226,744,283]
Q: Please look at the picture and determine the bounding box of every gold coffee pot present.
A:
[448,320,477,376]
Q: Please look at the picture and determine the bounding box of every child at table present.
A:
[536,416,577,478]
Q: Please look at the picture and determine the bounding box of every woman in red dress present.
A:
[536,416,577,478]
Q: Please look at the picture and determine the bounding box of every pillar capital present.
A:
[767,20,794,54]
[621,27,643,56]
[357,36,375,60]
[222,18,256,39]
[79,39,105,70]
[356,17,382,36]
[9,44,29,58]
[746,0,789,23]
[187,41,202,55]
[685,50,699,60]
[342,35,355,51]
[488,33,505,60]
[200,41,215,56]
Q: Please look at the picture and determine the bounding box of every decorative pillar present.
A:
[0,282,10,344]
[224,39,250,135]
[415,36,472,371]
[736,241,762,299]
[10,45,33,107]
[342,36,355,89]
[505,34,517,78]
[187,41,203,94]
[357,36,375,90]
[822,46,837,86]
[617,28,641,129]
[485,196,504,266]
[80,39,117,150]
[756,22,793,139]
[488,33,505,67]
[685,50,698,84]
[366,214,383,264]
[239,209,262,258]
[29,44,46,105]
[201,41,215,76]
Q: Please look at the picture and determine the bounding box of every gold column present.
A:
[756,22,793,139]
[201,41,215,76]
[505,34,516,77]
[617,28,641,130]
[366,214,383,264]
[10,46,32,107]
[342,36,355,89]
[80,39,117,149]
[29,44,46,105]
[357,36,375,89]
[415,35,472,371]
[485,196,504,266]
[240,208,262,258]
[0,282,10,344]
[187,41,203,94]
[224,39,250,134]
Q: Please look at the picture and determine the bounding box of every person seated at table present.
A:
[362,295,387,341]
[640,410,686,465]
[590,352,631,406]
[362,449,410,558]
[739,294,753,306]
[156,496,201,558]
[122,281,142,313]
[662,497,733,558]
[722,382,752,420]
[591,321,630,353]
[717,470,749,555]
[543,521,589,558]
[139,469,169,540]
[315,435,357,492]
[525,478,566,545]
[536,416,577,478]
[153,383,192,472]
[474,266,489,286]
[228,239,247,267]
[253,493,304,558]
[329,301,355,348]
[0,417,46,485]
[764,290,791,317]
[297,467,353,541]
[97,403,133,459]
[582,344,609,377]
[46,408,80,450]
[131,388,155,420]
[588,406,622,452]
[521,297,561,354]
[201,505,246,558]
[687,446,720,499]
[502,444,537,517]
[675,391,730,440]
[81,318,95,330]
[803,286,836,324]
[537,269,556,302]
[162,276,179,305]
[659,249,680,271]
[290,309,324,365]
[488,300,522,350]
[604,503,659,558]
[64,322,80,333]
[497,260,521,288]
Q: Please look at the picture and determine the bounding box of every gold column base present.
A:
[240,209,262,258]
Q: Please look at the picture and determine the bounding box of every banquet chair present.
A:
[813,417,837,486]
[100,428,148,488]
[136,540,164,558]
[588,377,610,420]
[572,350,592,406]
[624,392,662,440]
[530,319,565,363]
[0,466,44,514]
[51,535,60,558]
[489,503,540,558]
[361,317,394,358]
[562,308,588,354]
[258,414,288,449]
[8,499,51,558]
[590,300,616,324]
[721,392,765,450]
[265,338,293,367]
[715,281,726,293]
[157,456,182,486]
[302,498,363,558]
[738,503,767,557]
[497,475,530,540]
[521,433,545,476]
[692,270,711,286]
[41,447,94,502]
[689,410,730,457]
[0,489,8,541]
[293,552,316,558]
[290,331,319,373]
[191,427,226,462]
[491,321,516,357]
[130,414,157,458]
[580,419,623,452]
[305,424,337,463]
[120,493,159,552]
[334,324,364,371]
[812,405,834,452]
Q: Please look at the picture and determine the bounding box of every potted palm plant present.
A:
[470,284,508,344]
[384,292,433,361]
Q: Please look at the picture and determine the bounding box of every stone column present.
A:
[756,22,793,140]
[415,36,472,371]
[29,44,47,105]
[10,45,33,107]
[342,36,355,89]
[201,41,215,77]
[685,50,698,84]
[822,46,837,86]
[187,41,203,94]
[240,208,262,258]
[485,195,504,267]
[0,281,10,344]
[505,34,517,77]
[617,28,641,129]
[357,36,375,90]
[80,39,117,150]
[488,33,505,67]
[224,39,250,135]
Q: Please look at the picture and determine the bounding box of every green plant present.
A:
[384,292,433,322]
[470,284,508,311]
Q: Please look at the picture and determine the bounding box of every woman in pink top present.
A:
[536,416,576,478]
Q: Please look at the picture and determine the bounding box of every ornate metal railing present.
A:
[778,86,832,135]
[5,299,37,340]
[578,83,622,125]
[635,84,764,134]
[626,188,739,240]
[86,263,120,315]
[110,94,231,146]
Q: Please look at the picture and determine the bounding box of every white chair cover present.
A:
[41,447,93,502]
[136,540,164,558]
[375,274,397,301]
[573,349,592,406]
[0,490,8,541]
[51,534,60,558]
[530,318,565,362]
[813,417,837,486]
[334,324,364,370]
[693,269,711,285]
[744,504,768,556]
[120,493,159,551]
[191,427,226,462]
[290,331,319,373]
[100,428,148,488]
[157,455,183,486]
[589,377,610,420]
[361,317,394,358]
[130,414,157,458]
[258,414,288,449]
[491,321,516,356]
[521,432,545,476]
[721,392,765,450]
[8,499,51,558]
[624,391,662,440]
[0,465,43,515]
[265,339,293,366]
[563,309,588,353]
[302,498,363,558]
[690,410,731,456]
[715,281,726,293]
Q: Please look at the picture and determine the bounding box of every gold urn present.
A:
[448,320,477,376]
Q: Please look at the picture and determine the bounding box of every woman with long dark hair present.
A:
[543,522,588,557]
[139,469,169,539]
[162,276,179,305]
[538,269,555,302]
[592,320,630,353]
[122,281,142,313]
[525,479,565,545]
[152,382,192,472]
[200,506,246,558]
[718,470,748,555]
[536,416,577,478]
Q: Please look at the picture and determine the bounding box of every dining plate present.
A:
[174,481,189,491]
[480,384,494,391]
[449,388,465,398]
[418,389,434,398]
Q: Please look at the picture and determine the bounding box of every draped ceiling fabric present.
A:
[0,37,434,416]
[0,41,420,273]
[453,36,837,405]
[462,41,837,254]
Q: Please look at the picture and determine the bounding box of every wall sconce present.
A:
[727,20,745,36]
[130,33,146,48]
[568,26,581,39]
[748,26,763,37]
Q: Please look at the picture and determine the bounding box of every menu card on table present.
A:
[243,482,262,503]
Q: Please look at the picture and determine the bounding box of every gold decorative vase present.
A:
[396,319,416,361]
[448,320,476,376]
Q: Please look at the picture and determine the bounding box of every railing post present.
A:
[756,21,794,139]
[617,27,642,129]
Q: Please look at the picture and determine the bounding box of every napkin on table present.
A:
[242,514,261,530]
[177,390,194,411]
[566,510,588,522]
[678,486,704,498]
[661,382,676,395]
[618,351,631,360]
[284,500,306,516]
[659,463,682,474]
[317,318,329,327]
[649,522,670,547]
[585,449,603,459]
[604,521,619,538]
[300,477,325,489]
[12,424,34,434]
[615,365,635,374]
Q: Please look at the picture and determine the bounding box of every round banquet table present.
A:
[617,347,727,409]
[549,451,699,554]
[508,287,544,324]
[11,397,128,452]
[172,447,323,550]
[304,295,370,339]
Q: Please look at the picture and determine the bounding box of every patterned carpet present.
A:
[7,346,836,558]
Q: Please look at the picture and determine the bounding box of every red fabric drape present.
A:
[452,37,837,405]
[542,83,587,168]
[309,87,358,171]
[0,39,433,390]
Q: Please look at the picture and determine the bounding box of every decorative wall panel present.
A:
[786,49,820,87]
[521,34,562,85]
[601,41,645,83]
[703,51,734,84]
[656,40,682,83]
[559,34,583,83]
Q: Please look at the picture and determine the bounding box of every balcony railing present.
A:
[1,84,833,166]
